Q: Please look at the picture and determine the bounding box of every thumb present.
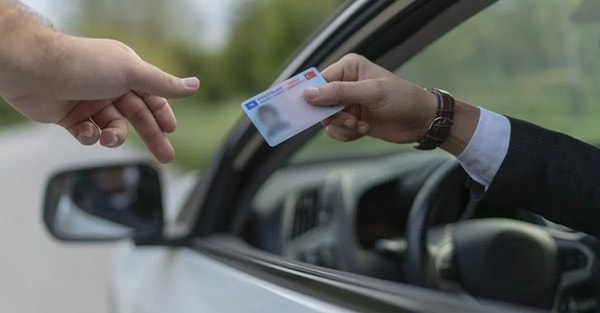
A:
[303,80,381,107]
[128,61,200,98]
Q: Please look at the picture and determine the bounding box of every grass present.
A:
[129,98,244,170]
[168,99,243,169]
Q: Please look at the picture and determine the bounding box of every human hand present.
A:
[303,54,436,144]
[1,35,199,163]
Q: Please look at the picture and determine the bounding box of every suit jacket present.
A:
[481,117,600,237]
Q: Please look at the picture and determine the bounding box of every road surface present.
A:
[0,123,175,313]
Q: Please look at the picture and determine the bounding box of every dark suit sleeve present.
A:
[481,117,600,237]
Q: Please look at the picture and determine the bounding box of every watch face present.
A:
[432,116,454,127]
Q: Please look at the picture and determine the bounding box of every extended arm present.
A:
[305,53,600,237]
[302,54,480,156]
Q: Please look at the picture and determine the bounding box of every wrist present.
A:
[415,88,438,141]
[440,100,480,156]
[414,88,455,150]
[0,2,62,98]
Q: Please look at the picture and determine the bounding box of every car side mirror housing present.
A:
[43,163,165,243]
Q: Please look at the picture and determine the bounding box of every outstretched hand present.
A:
[303,54,436,144]
[2,36,199,163]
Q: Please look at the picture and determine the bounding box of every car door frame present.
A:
[172,0,545,312]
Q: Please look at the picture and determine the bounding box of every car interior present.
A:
[233,1,600,312]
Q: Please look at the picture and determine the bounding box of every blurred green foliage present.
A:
[0,99,27,125]
[0,0,344,169]
[398,0,600,142]
[68,0,343,103]
[178,0,345,102]
[72,0,343,168]
[220,0,343,95]
[296,0,600,163]
[3,0,597,170]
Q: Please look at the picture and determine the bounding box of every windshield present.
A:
[293,0,600,163]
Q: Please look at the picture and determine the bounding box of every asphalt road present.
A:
[0,123,161,313]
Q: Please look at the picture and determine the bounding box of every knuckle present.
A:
[113,40,131,52]
[342,53,364,63]
[370,79,387,101]
[329,82,346,100]
[129,108,149,123]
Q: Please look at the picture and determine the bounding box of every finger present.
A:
[326,111,358,129]
[135,93,177,133]
[304,79,382,107]
[64,120,100,146]
[91,104,128,148]
[58,100,112,127]
[323,110,371,136]
[58,100,109,145]
[325,125,362,142]
[127,61,200,99]
[115,92,174,163]
[357,120,371,136]
[320,53,367,82]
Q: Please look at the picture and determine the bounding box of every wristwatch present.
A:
[415,88,455,150]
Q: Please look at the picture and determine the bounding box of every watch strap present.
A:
[415,88,455,150]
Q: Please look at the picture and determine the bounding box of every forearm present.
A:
[0,0,60,98]
[483,118,600,237]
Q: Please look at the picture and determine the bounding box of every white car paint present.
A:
[111,245,355,313]
[108,171,353,313]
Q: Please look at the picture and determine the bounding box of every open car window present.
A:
[292,133,409,163]
[399,0,600,144]
[249,0,600,278]
[233,1,600,311]
[293,0,600,164]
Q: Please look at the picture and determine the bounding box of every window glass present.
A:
[294,0,600,163]
[400,0,600,143]
[248,0,600,282]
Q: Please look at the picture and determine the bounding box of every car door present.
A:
[107,1,548,312]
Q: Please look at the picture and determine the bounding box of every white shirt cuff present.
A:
[456,108,511,189]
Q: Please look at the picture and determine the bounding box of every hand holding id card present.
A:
[241,68,343,147]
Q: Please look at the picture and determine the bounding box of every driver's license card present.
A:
[241,68,343,147]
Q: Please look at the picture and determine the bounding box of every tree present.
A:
[67,0,205,76]
[220,0,345,95]
[66,0,345,103]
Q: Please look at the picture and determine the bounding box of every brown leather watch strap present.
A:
[415,88,455,150]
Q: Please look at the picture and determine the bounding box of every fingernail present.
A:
[304,87,320,99]
[343,119,354,128]
[182,77,200,89]
[107,137,119,147]
[358,125,369,135]
[82,128,94,138]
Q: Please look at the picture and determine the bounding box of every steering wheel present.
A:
[405,158,468,287]
[404,159,597,310]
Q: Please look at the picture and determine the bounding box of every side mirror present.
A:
[43,163,164,242]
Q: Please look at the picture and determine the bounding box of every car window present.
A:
[292,133,411,163]
[293,0,600,163]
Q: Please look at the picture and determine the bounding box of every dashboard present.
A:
[246,152,528,271]
[242,151,600,312]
